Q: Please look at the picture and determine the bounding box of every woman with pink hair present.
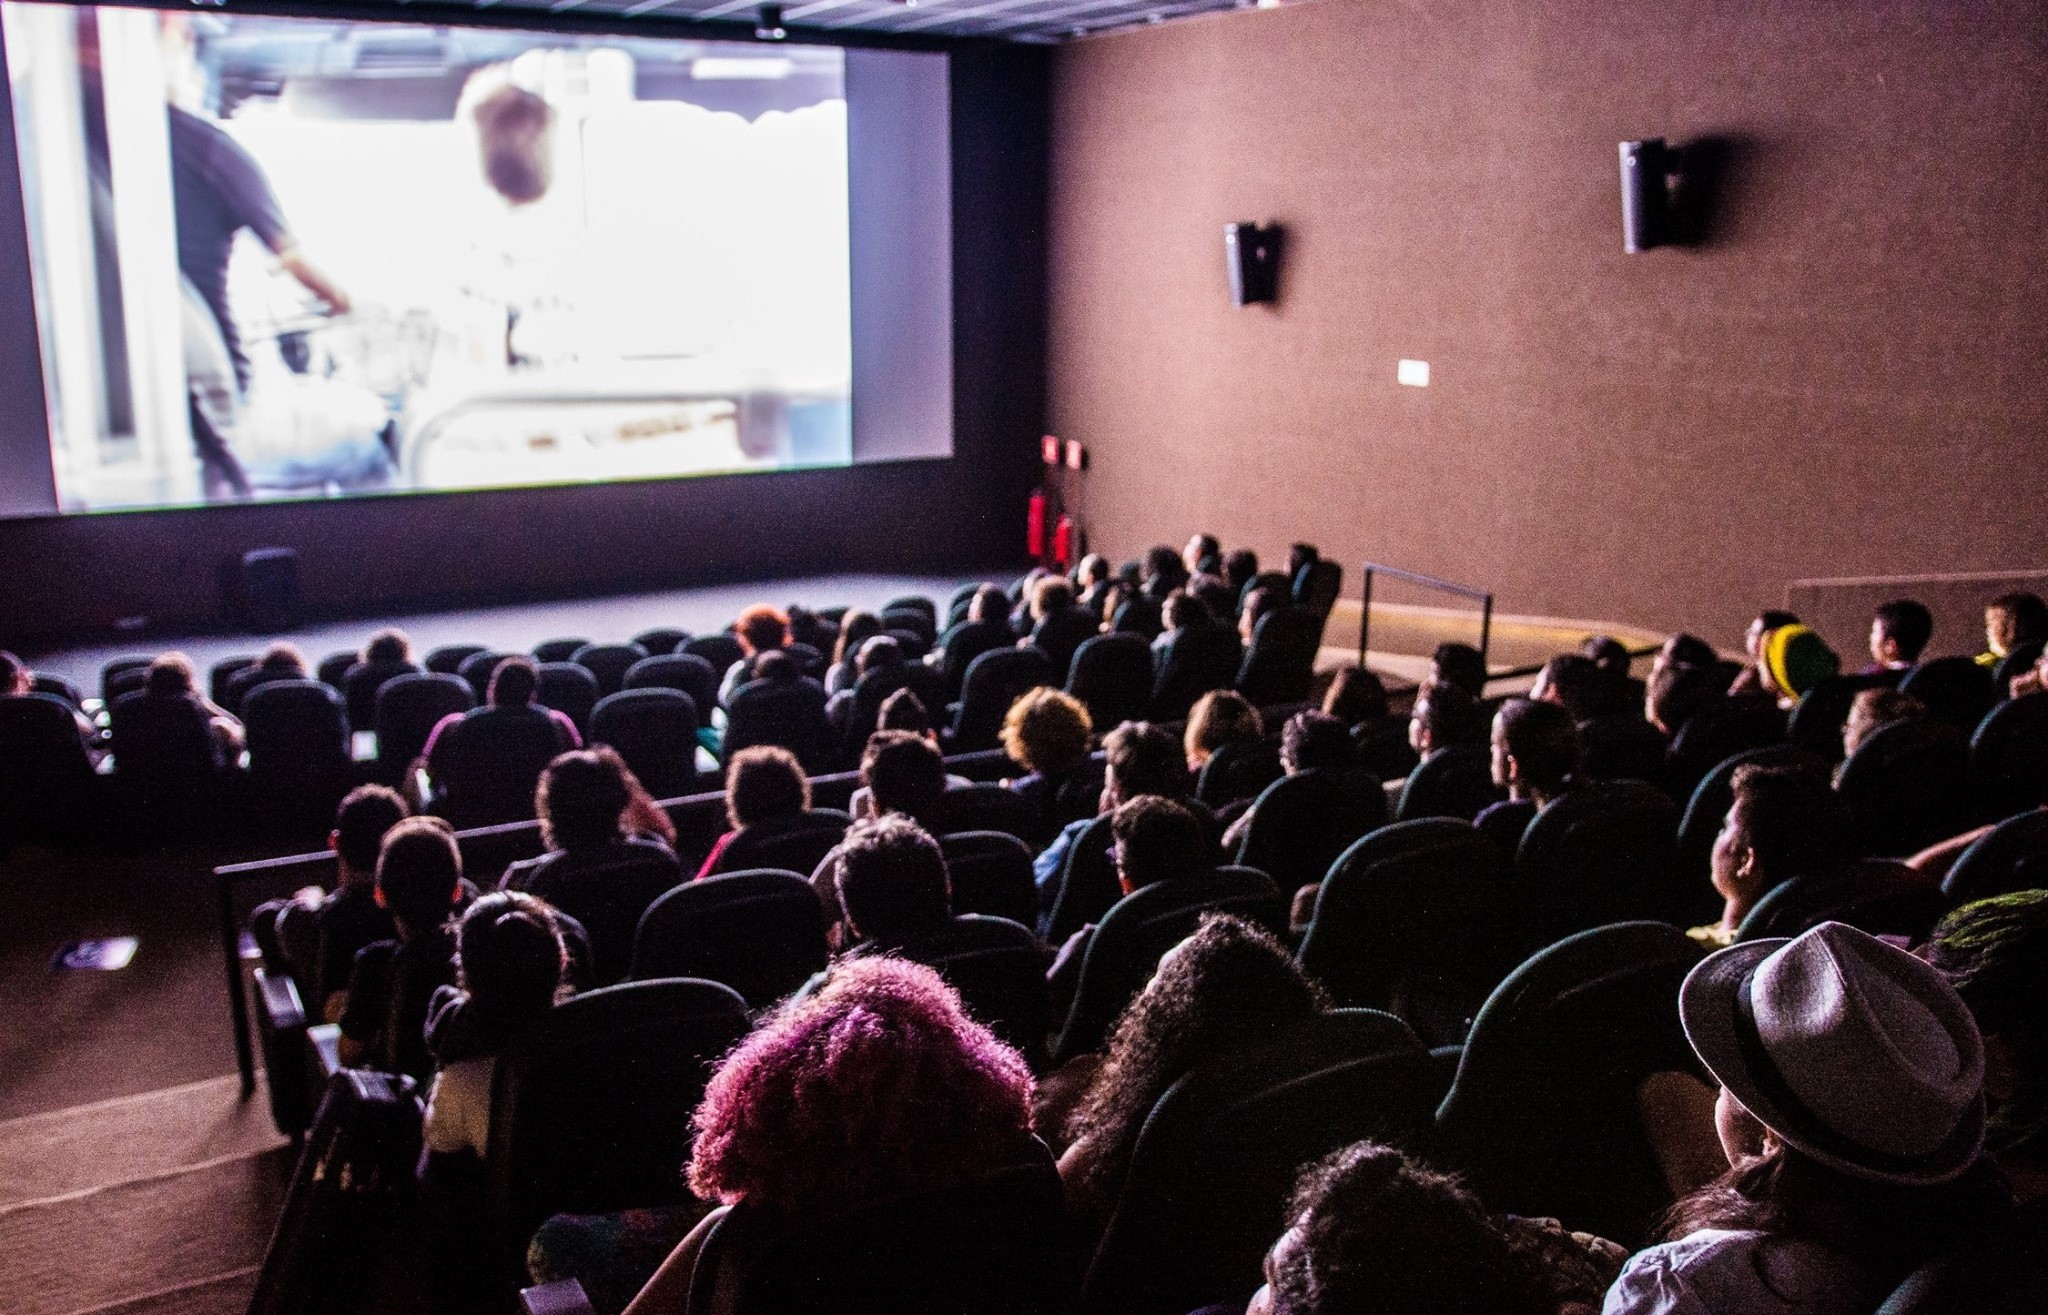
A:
[623,957,1038,1313]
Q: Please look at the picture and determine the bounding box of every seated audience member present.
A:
[0,649,96,747]
[1049,795,1215,1002]
[623,958,1035,1315]
[421,891,569,1159]
[1651,633,1721,683]
[264,784,410,1019]
[1757,623,1840,710]
[1323,666,1416,779]
[1183,532,1222,578]
[813,732,952,922]
[1403,680,1490,809]
[338,816,472,1078]
[1840,687,1928,763]
[824,634,907,738]
[1189,573,1239,623]
[1034,720,1198,909]
[1865,598,1934,675]
[1142,544,1191,600]
[1644,659,1721,737]
[1979,591,2048,669]
[930,584,1017,693]
[2009,648,2048,700]
[226,641,310,708]
[1249,1141,1625,1315]
[1155,589,1214,655]
[1687,762,1845,949]
[1286,541,1319,582]
[1222,548,1259,597]
[1475,699,1580,859]
[345,628,420,724]
[1023,575,1099,678]
[1430,642,1490,701]
[1073,555,1114,616]
[1057,914,1327,1241]
[1184,689,1264,775]
[1924,891,2048,1205]
[1221,710,1356,853]
[785,605,834,657]
[421,656,580,804]
[832,815,954,954]
[1001,686,1096,829]
[1530,654,1610,722]
[696,745,812,879]
[142,651,244,759]
[500,748,681,983]
[824,610,882,696]
[1727,609,1800,696]
[1604,923,2007,1315]
[717,604,793,708]
[1239,584,1285,646]
[874,688,972,787]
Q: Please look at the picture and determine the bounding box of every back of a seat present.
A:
[532,637,592,664]
[1663,695,1786,798]
[1513,781,1688,948]
[1079,1010,1442,1315]
[424,643,487,676]
[373,673,475,779]
[1992,642,2048,694]
[841,663,921,751]
[111,689,216,783]
[1787,672,1887,763]
[1234,767,1388,894]
[721,811,850,880]
[342,659,419,733]
[531,851,687,986]
[590,689,700,800]
[1436,921,1705,1247]
[1194,737,1283,810]
[1150,623,1243,722]
[102,655,155,705]
[0,692,95,835]
[1837,717,1975,857]
[244,680,349,780]
[456,650,518,702]
[631,627,691,657]
[880,605,938,645]
[1394,744,1501,822]
[1943,808,2048,905]
[631,869,829,1008]
[1110,594,1163,641]
[933,619,1014,701]
[681,634,745,679]
[622,655,715,721]
[724,678,834,772]
[208,655,256,709]
[1292,558,1343,616]
[1066,633,1154,730]
[935,783,1043,845]
[1235,606,1324,706]
[534,662,600,738]
[1737,858,1948,942]
[894,915,1051,1068]
[1044,812,1121,945]
[938,831,1038,926]
[487,978,752,1258]
[1298,820,1510,1034]
[1575,714,1669,784]
[226,663,303,715]
[572,643,649,699]
[436,706,565,829]
[1971,692,2048,821]
[688,1153,1068,1315]
[1053,867,1286,1063]
[1675,744,1825,889]
[950,647,1058,753]
[1875,1205,2048,1315]
[1899,655,1999,735]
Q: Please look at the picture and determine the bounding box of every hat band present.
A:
[1732,974,1953,1178]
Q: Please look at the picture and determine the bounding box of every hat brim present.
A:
[1679,940,1985,1187]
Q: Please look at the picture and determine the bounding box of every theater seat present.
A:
[485,978,752,1274]
[947,647,1058,754]
[243,681,351,836]
[937,830,1038,926]
[1235,606,1323,706]
[717,809,851,878]
[1899,655,1998,736]
[532,637,593,665]
[622,655,718,725]
[373,672,475,786]
[1076,1009,1442,1315]
[430,706,567,829]
[590,689,700,800]
[888,914,1051,1069]
[1674,744,1825,891]
[630,869,828,1008]
[935,783,1042,845]
[1394,744,1501,823]
[724,676,836,773]
[1970,692,2048,821]
[681,634,745,681]
[1435,922,1704,1247]
[1051,866,1285,1064]
[1837,718,1974,857]
[1044,812,1120,946]
[1292,558,1342,616]
[425,644,488,677]
[534,663,600,739]
[571,643,649,700]
[1512,780,1688,951]
[630,627,690,657]
[457,650,520,702]
[1233,767,1387,896]
[1943,808,2048,906]
[110,688,219,832]
[1736,857,1948,943]
[1066,633,1153,730]
[1194,738,1283,811]
[685,1149,1067,1315]
[1150,623,1243,722]
[343,658,421,734]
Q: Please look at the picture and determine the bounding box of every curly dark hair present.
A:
[1266,1141,1547,1315]
[688,958,1033,1212]
[1063,914,1327,1213]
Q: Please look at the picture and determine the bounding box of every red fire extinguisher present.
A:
[1026,489,1047,558]
[1052,514,1074,569]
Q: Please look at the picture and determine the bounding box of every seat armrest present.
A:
[520,1278,597,1315]
[307,1023,343,1078]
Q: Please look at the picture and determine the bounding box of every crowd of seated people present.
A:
[31,550,2048,1312]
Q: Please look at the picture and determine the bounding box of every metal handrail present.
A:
[1481,643,1662,690]
[1358,564,1495,668]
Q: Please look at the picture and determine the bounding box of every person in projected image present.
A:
[151,15,353,500]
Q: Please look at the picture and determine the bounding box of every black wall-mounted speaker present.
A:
[1619,139,1671,253]
[1225,222,1281,306]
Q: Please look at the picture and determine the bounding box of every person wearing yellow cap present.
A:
[1758,624,1839,710]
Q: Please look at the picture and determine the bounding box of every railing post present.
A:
[1358,567,1375,668]
[219,869,255,1098]
[1479,596,1494,666]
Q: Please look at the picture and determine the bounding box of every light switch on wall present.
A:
[1397,359,1430,387]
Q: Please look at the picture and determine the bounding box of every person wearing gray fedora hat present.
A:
[1604,922,2011,1315]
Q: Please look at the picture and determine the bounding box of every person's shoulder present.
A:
[1604,1230,1867,1315]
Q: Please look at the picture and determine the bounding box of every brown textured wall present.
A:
[1046,0,2048,645]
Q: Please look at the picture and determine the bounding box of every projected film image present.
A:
[2,5,852,511]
